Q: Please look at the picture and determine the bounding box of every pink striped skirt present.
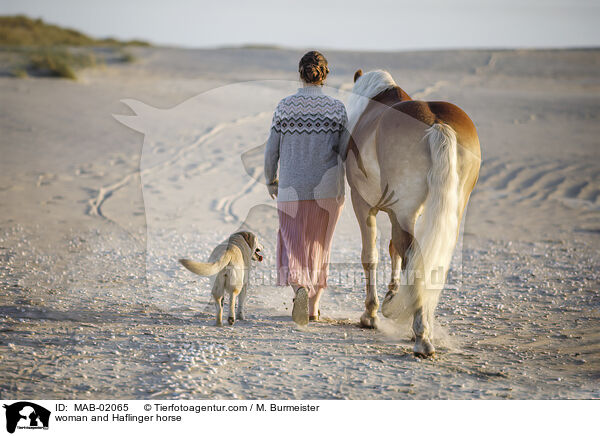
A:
[276,198,344,298]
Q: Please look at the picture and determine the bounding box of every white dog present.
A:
[179,231,263,326]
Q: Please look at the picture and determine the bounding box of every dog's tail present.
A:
[179,252,231,277]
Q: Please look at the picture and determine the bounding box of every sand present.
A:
[0,47,598,399]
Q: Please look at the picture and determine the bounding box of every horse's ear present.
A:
[354,69,363,82]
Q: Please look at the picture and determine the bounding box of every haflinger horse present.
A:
[345,69,481,357]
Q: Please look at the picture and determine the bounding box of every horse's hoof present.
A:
[384,288,397,300]
[360,313,379,329]
[414,350,435,359]
[413,337,435,357]
[228,317,235,325]
[216,321,223,327]
[237,313,245,321]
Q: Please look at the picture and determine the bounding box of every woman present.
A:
[264,51,348,325]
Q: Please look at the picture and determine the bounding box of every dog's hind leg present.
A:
[214,296,223,326]
[212,280,225,327]
[237,285,247,321]
[228,289,240,325]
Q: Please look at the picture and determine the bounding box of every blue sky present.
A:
[2,0,599,51]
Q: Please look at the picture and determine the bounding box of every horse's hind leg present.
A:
[385,211,435,356]
[351,189,379,329]
[427,296,439,343]
[388,241,401,295]
[409,253,435,357]
[413,306,435,357]
[386,223,413,299]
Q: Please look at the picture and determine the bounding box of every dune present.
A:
[0,46,598,399]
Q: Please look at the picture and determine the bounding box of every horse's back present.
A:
[348,94,481,212]
[375,99,481,212]
[389,100,480,159]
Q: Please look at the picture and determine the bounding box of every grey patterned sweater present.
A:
[264,85,348,201]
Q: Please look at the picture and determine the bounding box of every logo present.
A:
[2,402,50,434]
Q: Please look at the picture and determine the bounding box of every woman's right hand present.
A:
[267,181,278,199]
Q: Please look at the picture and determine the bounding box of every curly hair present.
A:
[298,51,329,85]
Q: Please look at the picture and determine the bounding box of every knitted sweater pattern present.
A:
[264,86,348,201]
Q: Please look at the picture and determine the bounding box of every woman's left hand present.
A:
[267,181,278,199]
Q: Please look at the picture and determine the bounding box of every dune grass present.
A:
[28,48,99,79]
[1,15,148,79]
[11,68,27,78]
[5,46,102,79]
[0,15,150,47]
[116,49,137,63]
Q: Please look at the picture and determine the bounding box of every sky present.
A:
[2,0,599,51]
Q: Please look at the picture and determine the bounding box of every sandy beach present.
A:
[0,46,598,399]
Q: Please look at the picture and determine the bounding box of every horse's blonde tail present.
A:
[382,123,460,320]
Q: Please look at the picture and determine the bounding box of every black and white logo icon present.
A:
[3,402,50,434]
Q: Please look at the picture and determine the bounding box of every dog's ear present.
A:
[239,231,256,249]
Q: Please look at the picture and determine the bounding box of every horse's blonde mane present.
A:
[352,70,397,99]
[347,70,397,133]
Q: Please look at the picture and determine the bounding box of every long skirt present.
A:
[276,197,344,298]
